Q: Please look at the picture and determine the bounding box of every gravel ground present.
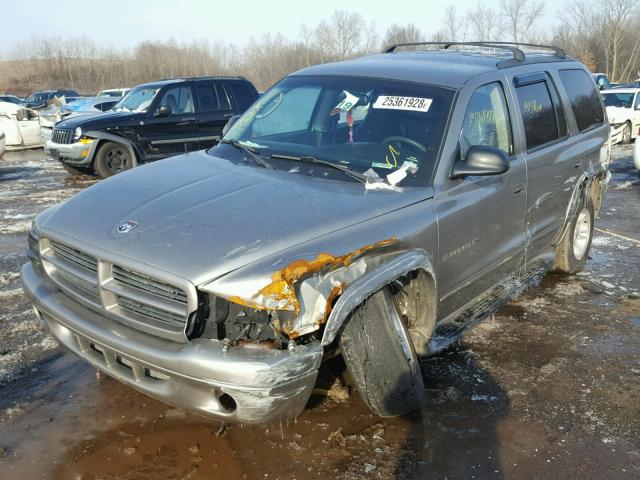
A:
[0,146,639,479]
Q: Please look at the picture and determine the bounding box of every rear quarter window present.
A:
[559,69,605,132]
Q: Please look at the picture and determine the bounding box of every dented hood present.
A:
[40,151,431,285]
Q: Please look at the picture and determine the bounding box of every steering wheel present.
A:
[256,92,283,119]
[382,136,427,154]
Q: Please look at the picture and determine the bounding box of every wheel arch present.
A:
[85,131,140,167]
[320,248,437,353]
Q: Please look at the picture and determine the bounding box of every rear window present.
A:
[516,81,560,150]
[559,70,605,132]
[229,82,256,110]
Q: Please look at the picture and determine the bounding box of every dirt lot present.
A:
[1,147,639,480]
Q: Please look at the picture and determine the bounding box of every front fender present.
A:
[320,249,436,346]
[85,130,140,166]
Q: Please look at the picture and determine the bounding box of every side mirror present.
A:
[156,105,171,117]
[599,84,606,91]
[451,145,510,179]
[222,115,241,136]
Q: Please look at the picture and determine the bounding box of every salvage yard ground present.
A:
[0,147,639,479]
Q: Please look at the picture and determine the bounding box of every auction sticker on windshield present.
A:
[373,96,432,112]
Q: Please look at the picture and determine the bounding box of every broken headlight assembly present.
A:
[193,291,292,349]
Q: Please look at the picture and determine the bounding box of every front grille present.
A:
[40,238,194,342]
[113,265,188,304]
[117,295,186,328]
[51,129,74,144]
[50,241,98,273]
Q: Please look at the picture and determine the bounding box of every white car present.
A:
[602,88,640,144]
[634,132,640,172]
[96,88,130,98]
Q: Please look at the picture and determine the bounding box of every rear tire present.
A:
[552,197,594,275]
[339,287,425,417]
[94,141,133,178]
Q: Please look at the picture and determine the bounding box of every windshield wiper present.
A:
[269,153,368,184]
[220,139,272,169]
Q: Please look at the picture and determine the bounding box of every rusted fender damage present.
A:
[320,249,436,346]
[201,239,435,342]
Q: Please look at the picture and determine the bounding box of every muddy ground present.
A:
[0,147,639,480]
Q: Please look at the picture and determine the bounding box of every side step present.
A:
[429,259,550,353]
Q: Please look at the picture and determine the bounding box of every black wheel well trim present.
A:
[320,249,437,347]
[85,131,139,167]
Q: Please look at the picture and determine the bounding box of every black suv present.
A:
[44,77,259,177]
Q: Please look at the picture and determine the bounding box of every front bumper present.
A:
[21,262,323,424]
[44,139,96,166]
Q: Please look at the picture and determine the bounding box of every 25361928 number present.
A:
[373,96,433,112]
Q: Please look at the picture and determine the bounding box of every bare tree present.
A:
[443,5,464,41]
[500,0,545,43]
[382,24,425,48]
[466,3,504,41]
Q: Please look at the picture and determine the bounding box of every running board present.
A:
[429,259,550,353]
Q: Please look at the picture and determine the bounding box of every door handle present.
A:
[573,161,583,169]
[223,113,234,118]
[512,183,525,197]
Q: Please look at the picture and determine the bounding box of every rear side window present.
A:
[558,70,605,132]
[229,82,256,110]
[460,82,513,159]
[516,81,560,150]
[194,83,220,112]
[215,83,232,111]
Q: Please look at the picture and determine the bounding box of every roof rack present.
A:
[383,41,567,62]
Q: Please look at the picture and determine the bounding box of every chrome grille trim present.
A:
[39,237,195,342]
[51,128,74,144]
[112,265,188,304]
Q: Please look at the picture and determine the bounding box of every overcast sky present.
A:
[1,0,566,55]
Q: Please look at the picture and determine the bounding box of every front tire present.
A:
[94,141,133,178]
[553,197,594,275]
[622,122,632,144]
[339,287,425,417]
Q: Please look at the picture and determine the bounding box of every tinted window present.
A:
[215,84,232,111]
[636,93,640,109]
[603,92,634,108]
[559,70,605,132]
[460,82,513,159]
[159,86,194,114]
[229,83,255,110]
[516,82,559,150]
[195,83,220,112]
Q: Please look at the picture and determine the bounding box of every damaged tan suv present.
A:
[22,42,610,423]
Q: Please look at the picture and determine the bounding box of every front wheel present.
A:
[339,287,425,417]
[622,122,632,144]
[552,198,594,275]
[94,141,134,178]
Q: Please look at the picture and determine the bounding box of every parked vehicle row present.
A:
[45,76,259,177]
[23,42,611,424]
[21,90,81,109]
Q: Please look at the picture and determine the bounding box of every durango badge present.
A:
[117,220,138,234]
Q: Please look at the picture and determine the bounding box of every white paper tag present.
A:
[331,91,360,115]
[373,96,432,112]
[387,161,418,186]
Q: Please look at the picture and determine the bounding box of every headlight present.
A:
[73,127,82,141]
[27,220,41,263]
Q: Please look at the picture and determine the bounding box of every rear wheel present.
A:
[553,197,594,275]
[339,287,425,417]
[95,141,133,178]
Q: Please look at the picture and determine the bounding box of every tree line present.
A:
[0,0,638,96]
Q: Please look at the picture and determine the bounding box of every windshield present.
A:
[25,92,52,103]
[224,76,455,186]
[603,93,635,108]
[115,86,160,112]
